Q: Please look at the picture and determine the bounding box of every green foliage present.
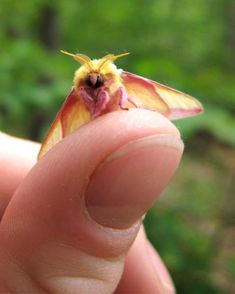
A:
[145,152,233,293]
[0,0,234,292]
[0,0,234,143]
[175,106,235,146]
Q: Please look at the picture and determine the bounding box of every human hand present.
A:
[0,109,183,293]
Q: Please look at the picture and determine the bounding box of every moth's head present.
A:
[61,50,129,89]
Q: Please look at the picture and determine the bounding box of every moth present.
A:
[38,51,203,159]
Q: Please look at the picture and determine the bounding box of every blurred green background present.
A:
[0,0,234,293]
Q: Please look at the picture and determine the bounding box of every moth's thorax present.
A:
[73,59,122,93]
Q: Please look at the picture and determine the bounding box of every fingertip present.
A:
[86,134,183,228]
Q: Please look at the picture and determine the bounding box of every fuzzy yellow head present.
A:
[61,50,129,91]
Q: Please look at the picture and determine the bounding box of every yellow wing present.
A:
[38,89,91,160]
[121,71,203,119]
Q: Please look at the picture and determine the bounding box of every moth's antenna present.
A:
[98,52,130,71]
[112,52,130,60]
[61,50,93,70]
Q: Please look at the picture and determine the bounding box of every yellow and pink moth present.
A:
[38,51,203,159]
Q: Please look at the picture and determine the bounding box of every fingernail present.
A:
[146,241,176,293]
[85,134,184,229]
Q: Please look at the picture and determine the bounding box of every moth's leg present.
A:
[116,87,128,110]
[117,87,138,109]
[127,97,139,108]
[78,87,95,112]
[93,90,110,118]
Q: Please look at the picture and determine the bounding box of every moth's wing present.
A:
[38,89,91,160]
[121,71,203,119]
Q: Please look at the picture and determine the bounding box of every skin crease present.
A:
[0,109,183,293]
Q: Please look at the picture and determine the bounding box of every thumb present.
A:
[0,109,183,293]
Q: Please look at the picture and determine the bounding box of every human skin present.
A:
[0,109,183,293]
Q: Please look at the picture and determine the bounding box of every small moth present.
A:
[38,51,203,159]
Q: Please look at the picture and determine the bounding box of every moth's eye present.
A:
[95,75,104,88]
[85,76,93,87]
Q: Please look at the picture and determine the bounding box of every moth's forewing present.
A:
[38,89,91,159]
[121,71,203,119]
